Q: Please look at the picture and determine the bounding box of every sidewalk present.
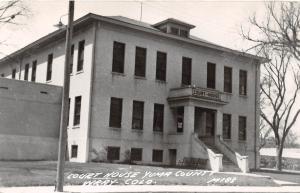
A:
[1,185,300,193]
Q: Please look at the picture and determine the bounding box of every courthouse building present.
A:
[0,14,263,171]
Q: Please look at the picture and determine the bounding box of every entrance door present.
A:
[205,110,215,136]
[169,149,177,166]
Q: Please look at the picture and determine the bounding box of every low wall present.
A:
[260,155,300,171]
[0,78,62,160]
[0,134,58,160]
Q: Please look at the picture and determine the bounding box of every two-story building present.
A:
[0,14,264,172]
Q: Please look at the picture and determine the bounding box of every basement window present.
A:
[107,146,120,161]
[152,149,163,162]
[131,148,142,161]
[71,145,78,158]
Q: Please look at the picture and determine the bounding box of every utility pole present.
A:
[55,0,74,192]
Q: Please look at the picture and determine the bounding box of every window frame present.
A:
[73,96,82,126]
[155,51,167,81]
[180,29,189,37]
[134,46,147,77]
[239,70,247,96]
[112,41,125,74]
[177,106,184,133]
[238,116,247,141]
[131,148,142,161]
[170,27,179,35]
[182,57,192,86]
[71,145,78,158]
[24,63,29,81]
[109,97,123,128]
[12,68,16,79]
[207,62,216,89]
[153,103,164,132]
[152,149,163,162]
[222,114,231,140]
[31,60,37,82]
[107,146,120,161]
[77,40,85,72]
[132,100,144,130]
[46,54,53,81]
[223,66,232,93]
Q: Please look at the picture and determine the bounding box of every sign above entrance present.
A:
[192,87,220,100]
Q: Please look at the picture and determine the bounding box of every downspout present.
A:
[86,21,98,162]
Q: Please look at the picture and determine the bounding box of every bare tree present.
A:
[258,119,272,150]
[242,2,300,171]
[284,130,300,148]
[260,48,300,170]
[0,0,27,25]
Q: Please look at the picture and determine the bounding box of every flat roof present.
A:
[0,13,266,64]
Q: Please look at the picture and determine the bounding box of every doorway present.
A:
[169,149,177,166]
[194,107,216,144]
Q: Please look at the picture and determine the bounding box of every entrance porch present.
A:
[167,86,249,172]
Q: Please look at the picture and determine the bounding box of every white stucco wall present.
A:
[0,18,260,168]
[89,21,259,167]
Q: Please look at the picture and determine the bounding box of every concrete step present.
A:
[204,143,241,172]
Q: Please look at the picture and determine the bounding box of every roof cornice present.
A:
[0,13,266,64]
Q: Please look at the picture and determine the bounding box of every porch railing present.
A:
[215,135,249,173]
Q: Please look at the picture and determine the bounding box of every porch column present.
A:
[215,110,222,137]
[184,105,195,137]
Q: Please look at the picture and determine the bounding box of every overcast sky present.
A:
[0,0,299,141]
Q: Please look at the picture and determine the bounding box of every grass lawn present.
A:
[0,161,277,187]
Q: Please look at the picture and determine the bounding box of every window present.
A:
[71,145,78,158]
[153,103,164,132]
[180,29,188,37]
[156,51,167,81]
[112,41,125,73]
[134,47,146,77]
[24,63,29,81]
[131,148,142,161]
[170,27,179,35]
[46,54,53,81]
[224,67,232,93]
[207,62,216,89]
[182,57,192,85]
[73,96,81,126]
[222,114,231,139]
[107,146,120,160]
[239,116,247,141]
[77,40,85,72]
[132,101,144,130]
[31,60,37,82]
[152,149,163,162]
[239,70,247,95]
[177,106,184,133]
[109,97,123,128]
[70,44,74,74]
[12,69,16,79]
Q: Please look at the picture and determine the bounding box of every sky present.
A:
[0,0,299,142]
